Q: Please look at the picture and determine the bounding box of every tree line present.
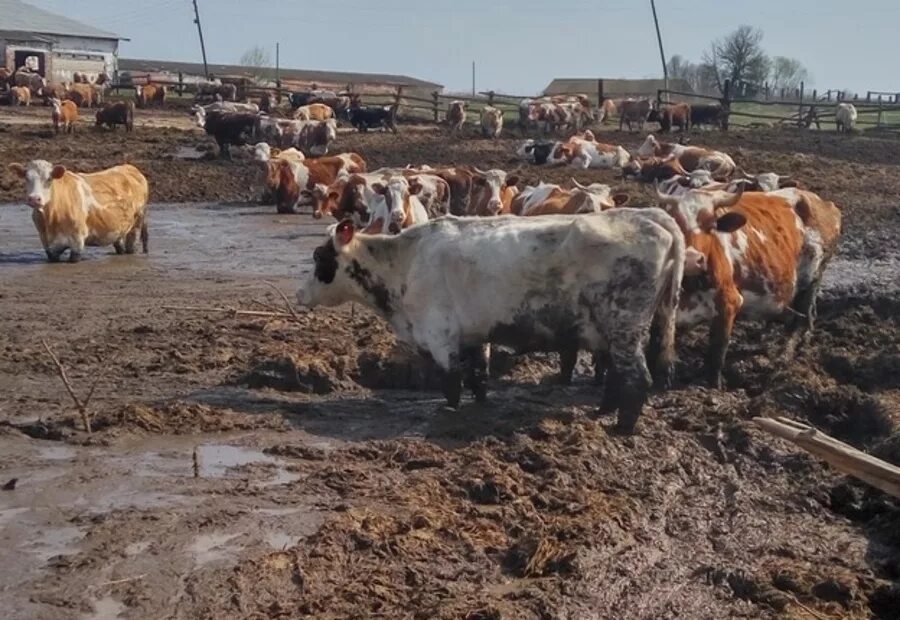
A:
[667,25,811,98]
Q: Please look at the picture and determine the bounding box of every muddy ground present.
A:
[0,105,899,619]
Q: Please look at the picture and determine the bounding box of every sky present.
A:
[28,0,900,96]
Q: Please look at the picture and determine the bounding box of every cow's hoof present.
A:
[68,252,82,263]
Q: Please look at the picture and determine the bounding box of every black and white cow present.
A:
[297,211,685,433]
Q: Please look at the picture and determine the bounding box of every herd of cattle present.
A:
[5,99,844,433]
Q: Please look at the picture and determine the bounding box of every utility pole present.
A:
[192,0,209,79]
[275,42,280,88]
[471,60,475,97]
[650,0,668,99]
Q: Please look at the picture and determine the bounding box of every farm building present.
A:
[0,0,124,82]
[544,77,694,101]
[118,58,443,100]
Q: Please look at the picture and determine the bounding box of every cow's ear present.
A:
[716,211,746,233]
[271,148,282,157]
[506,175,520,187]
[372,183,387,195]
[408,180,422,195]
[8,163,25,178]
[612,193,630,207]
[328,190,340,201]
[334,219,355,247]
[51,165,67,179]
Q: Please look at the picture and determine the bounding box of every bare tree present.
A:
[666,55,719,95]
[239,45,271,69]
[702,25,770,94]
[770,56,811,93]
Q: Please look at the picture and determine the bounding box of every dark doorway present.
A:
[13,50,46,76]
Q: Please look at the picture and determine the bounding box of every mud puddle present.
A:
[0,202,330,279]
[0,432,332,620]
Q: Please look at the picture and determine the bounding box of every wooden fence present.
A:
[658,79,900,131]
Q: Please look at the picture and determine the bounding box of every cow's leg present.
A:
[592,350,609,386]
[67,249,82,263]
[124,228,138,254]
[113,240,125,255]
[140,217,149,254]
[706,293,740,389]
[45,247,64,263]
[422,329,463,408]
[608,335,652,434]
[462,344,489,402]
[558,344,578,385]
[785,277,822,358]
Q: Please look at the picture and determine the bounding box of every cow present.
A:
[835,103,857,134]
[68,83,101,108]
[290,119,337,156]
[365,176,430,234]
[13,69,44,96]
[314,170,403,223]
[259,92,277,113]
[194,101,260,115]
[598,99,617,124]
[264,153,366,214]
[8,160,150,262]
[348,106,398,133]
[658,102,691,133]
[405,173,452,218]
[622,157,689,183]
[297,210,686,433]
[10,86,31,106]
[637,135,735,180]
[516,140,569,166]
[135,84,167,108]
[448,101,467,135]
[618,99,652,132]
[467,168,520,216]
[565,133,632,170]
[655,185,841,388]
[195,82,237,102]
[480,106,503,139]
[96,102,134,132]
[690,103,729,131]
[293,103,334,121]
[51,98,78,134]
[197,110,257,158]
[739,172,800,192]
[518,181,629,216]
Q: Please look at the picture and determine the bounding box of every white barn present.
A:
[0,0,124,83]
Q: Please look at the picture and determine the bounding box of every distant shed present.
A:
[0,0,124,82]
[118,58,443,99]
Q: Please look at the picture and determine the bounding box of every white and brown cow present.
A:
[480,106,503,139]
[516,181,629,216]
[564,132,632,170]
[8,160,150,262]
[618,99,653,132]
[467,168,520,216]
[364,176,430,234]
[448,101,467,135]
[265,153,367,214]
[637,135,736,180]
[298,209,686,433]
[656,186,841,387]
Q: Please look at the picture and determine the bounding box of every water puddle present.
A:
[172,145,207,160]
[24,525,83,561]
[82,595,125,620]
[261,468,301,487]
[190,532,241,565]
[36,444,77,461]
[265,531,296,550]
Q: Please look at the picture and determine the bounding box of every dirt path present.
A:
[0,112,898,618]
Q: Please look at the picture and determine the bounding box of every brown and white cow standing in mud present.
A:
[480,106,503,139]
[447,101,467,135]
[264,153,366,214]
[298,211,685,433]
[8,160,150,262]
[656,185,841,387]
[51,98,78,134]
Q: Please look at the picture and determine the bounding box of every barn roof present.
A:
[543,78,694,98]
[0,0,122,40]
[118,59,443,89]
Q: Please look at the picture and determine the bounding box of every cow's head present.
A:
[310,179,344,220]
[516,140,536,161]
[656,186,747,239]
[373,176,419,233]
[744,172,798,192]
[298,219,358,308]
[8,160,66,209]
[571,179,630,211]
[253,142,272,162]
[193,107,207,128]
[471,168,517,215]
[637,134,661,158]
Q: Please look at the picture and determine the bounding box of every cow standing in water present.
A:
[8,160,150,262]
[297,211,686,434]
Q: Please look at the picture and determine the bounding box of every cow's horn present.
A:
[712,184,744,208]
[655,182,678,206]
[571,178,588,190]
[472,166,488,175]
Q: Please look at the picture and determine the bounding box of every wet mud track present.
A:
[0,113,899,618]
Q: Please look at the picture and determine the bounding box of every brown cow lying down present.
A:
[8,160,150,262]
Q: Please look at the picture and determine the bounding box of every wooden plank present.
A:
[753,417,900,499]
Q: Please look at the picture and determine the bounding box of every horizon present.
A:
[25,0,900,96]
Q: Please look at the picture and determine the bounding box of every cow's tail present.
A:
[652,211,685,388]
[126,101,135,131]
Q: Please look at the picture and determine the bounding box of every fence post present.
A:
[394,85,403,109]
[867,91,872,103]
[597,79,605,106]
[432,90,439,123]
[812,88,817,102]
[488,90,495,106]
[780,87,785,100]
[798,81,804,128]
[878,96,884,128]
[764,82,769,100]
[178,72,184,96]
[721,79,732,131]
[657,88,663,109]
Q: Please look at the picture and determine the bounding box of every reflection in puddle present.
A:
[196,444,276,478]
